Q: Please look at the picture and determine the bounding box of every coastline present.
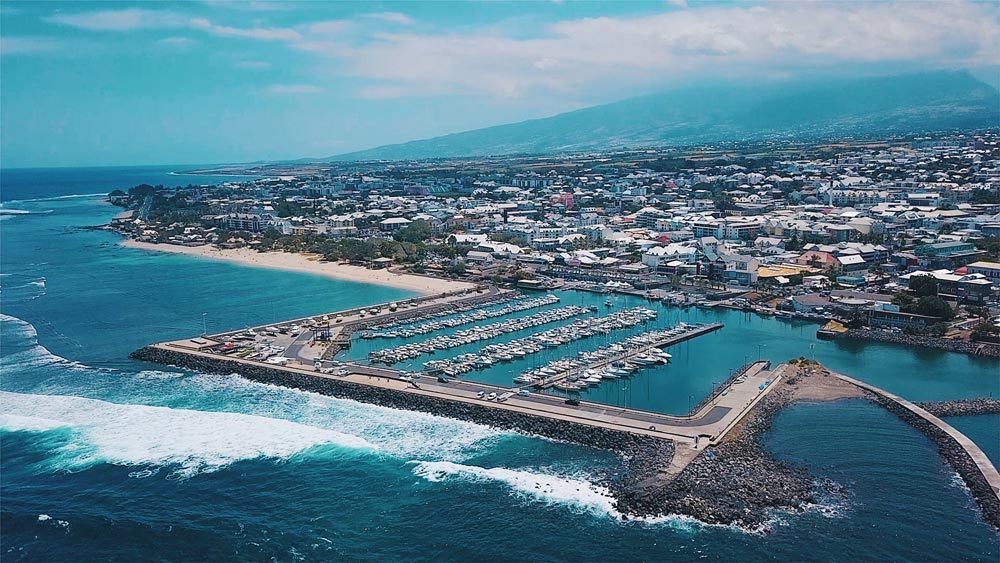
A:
[119,240,475,296]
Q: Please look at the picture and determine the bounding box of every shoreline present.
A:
[119,240,475,296]
[830,328,1000,358]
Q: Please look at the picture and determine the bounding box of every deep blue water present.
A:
[0,165,258,203]
[1,169,997,561]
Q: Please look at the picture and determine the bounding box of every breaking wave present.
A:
[0,391,376,478]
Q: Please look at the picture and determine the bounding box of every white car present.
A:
[487,392,497,401]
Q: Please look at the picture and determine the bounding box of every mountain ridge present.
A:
[331,70,999,162]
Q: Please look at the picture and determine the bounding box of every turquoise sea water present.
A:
[1,170,998,561]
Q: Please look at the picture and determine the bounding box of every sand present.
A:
[121,240,475,296]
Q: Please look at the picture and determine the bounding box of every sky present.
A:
[1,0,998,168]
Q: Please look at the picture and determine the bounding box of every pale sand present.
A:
[121,240,475,296]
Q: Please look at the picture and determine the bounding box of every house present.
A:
[464,250,495,265]
[836,254,868,273]
[642,244,698,271]
[720,253,759,285]
[796,250,837,271]
[379,217,412,232]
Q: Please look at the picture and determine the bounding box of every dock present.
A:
[535,322,724,389]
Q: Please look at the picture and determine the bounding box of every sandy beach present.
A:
[121,240,475,296]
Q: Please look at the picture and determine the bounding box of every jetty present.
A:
[837,374,1000,526]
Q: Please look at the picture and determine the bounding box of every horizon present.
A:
[2,0,999,168]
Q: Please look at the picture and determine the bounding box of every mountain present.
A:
[332,71,999,161]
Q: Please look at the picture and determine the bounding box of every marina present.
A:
[135,285,780,449]
[524,322,724,391]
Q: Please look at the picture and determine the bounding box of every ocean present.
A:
[1,168,998,561]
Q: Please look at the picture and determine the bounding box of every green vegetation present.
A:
[256,231,425,264]
[891,291,955,320]
[973,237,1000,260]
[907,275,939,297]
[394,220,433,244]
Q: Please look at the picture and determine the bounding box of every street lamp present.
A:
[757,343,765,361]
[202,312,207,336]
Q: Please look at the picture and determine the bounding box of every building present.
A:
[914,241,985,269]
[966,261,1000,286]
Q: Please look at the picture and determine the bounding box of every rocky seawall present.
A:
[916,398,1000,417]
[868,394,1000,529]
[837,329,1000,358]
[618,388,825,531]
[130,346,674,516]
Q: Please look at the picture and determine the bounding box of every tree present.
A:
[395,219,432,244]
[908,275,938,297]
[913,295,954,320]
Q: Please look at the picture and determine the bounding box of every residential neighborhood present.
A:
[109,130,1000,343]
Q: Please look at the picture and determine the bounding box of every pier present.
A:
[534,322,724,389]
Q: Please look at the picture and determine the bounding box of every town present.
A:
[108,130,1000,351]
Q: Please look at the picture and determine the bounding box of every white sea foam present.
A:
[411,460,620,516]
[0,391,376,478]
[0,414,71,432]
[178,371,507,461]
[0,314,85,371]
[1,193,105,204]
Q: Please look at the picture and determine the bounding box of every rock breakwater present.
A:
[837,329,1000,358]
[617,388,821,530]
[868,393,1000,529]
[916,398,1000,417]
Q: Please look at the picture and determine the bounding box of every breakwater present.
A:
[916,398,1000,417]
[834,329,1000,358]
[837,375,1000,530]
[619,387,821,531]
[130,345,676,516]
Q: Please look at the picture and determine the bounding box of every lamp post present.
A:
[202,312,207,336]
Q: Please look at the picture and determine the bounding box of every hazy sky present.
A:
[2,0,998,168]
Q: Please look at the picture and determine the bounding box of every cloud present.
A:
[307,20,352,35]
[236,60,272,69]
[200,0,290,11]
[189,17,302,40]
[364,12,415,26]
[322,1,1000,99]
[45,8,184,31]
[43,8,302,42]
[0,36,59,56]
[266,84,322,94]
[158,36,197,48]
